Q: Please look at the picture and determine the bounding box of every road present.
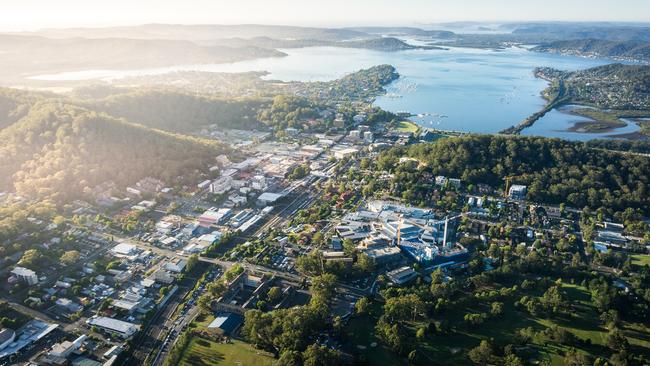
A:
[125,278,197,366]
[150,268,220,366]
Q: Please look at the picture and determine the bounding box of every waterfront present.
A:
[32,45,616,139]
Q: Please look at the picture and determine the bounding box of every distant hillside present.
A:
[532,39,650,62]
[0,97,226,202]
[24,24,367,42]
[298,64,400,101]
[343,27,455,38]
[83,88,267,133]
[212,36,440,52]
[535,63,650,110]
[0,88,53,130]
[337,37,442,51]
[513,24,650,42]
[0,34,285,82]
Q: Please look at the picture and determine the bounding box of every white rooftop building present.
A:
[87,317,140,339]
[11,266,38,286]
[111,243,138,258]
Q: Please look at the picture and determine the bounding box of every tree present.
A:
[185,254,198,272]
[18,249,43,268]
[490,301,504,317]
[607,328,630,352]
[541,286,566,313]
[60,250,80,266]
[355,253,375,273]
[416,327,426,340]
[383,294,425,322]
[278,350,302,366]
[342,239,357,257]
[241,309,277,355]
[355,297,370,315]
[468,340,494,365]
[197,293,212,312]
[408,349,419,363]
[267,286,282,303]
[563,348,590,366]
[375,319,403,353]
[310,273,337,303]
[302,344,341,366]
[503,353,524,366]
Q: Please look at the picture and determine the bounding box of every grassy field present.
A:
[571,108,626,127]
[344,283,650,366]
[631,254,650,267]
[344,316,409,366]
[568,108,650,136]
[178,338,275,366]
[393,120,420,134]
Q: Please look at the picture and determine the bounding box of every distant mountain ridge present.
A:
[23,24,368,42]
[0,34,286,83]
[532,39,650,62]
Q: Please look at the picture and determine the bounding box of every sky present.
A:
[2,0,650,31]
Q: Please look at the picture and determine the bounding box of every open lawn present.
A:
[344,316,408,366]
[190,312,215,329]
[631,254,650,267]
[178,338,275,366]
[345,283,650,366]
[393,121,420,134]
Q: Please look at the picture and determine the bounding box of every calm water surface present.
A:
[33,46,617,139]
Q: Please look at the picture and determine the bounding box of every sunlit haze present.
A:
[2,0,650,31]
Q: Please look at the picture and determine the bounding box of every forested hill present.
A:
[0,100,226,202]
[82,88,267,133]
[378,135,650,217]
[535,63,650,110]
[532,39,650,62]
[0,88,53,130]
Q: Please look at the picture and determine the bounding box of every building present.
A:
[363,131,373,143]
[164,258,187,273]
[349,130,361,140]
[47,334,87,361]
[182,221,200,236]
[103,345,123,359]
[435,176,447,186]
[197,179,211,190]
[71,357,103,366]
[207,312,244,336]
[448,178,461,188]
[198,208,232,227]
[111,243,138,257]
[509,185,527,200]
[0,329,15,351]
[251,175,267,191]
[322,251,353,263]
[387,266,418,285]
[333,147,359,160]
[257,192,283,206]
[382,221,422,243]
[86,317,140,339]
[210,176,233,195]
[11,266,38,285]
[362,246,402,265]
[151,269,175,284]
[183,232,221,254]
[0,320,58,359]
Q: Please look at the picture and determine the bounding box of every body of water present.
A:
[32,45,616,139]
[521,105,641,141]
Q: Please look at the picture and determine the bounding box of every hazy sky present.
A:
[2,0,650,31]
